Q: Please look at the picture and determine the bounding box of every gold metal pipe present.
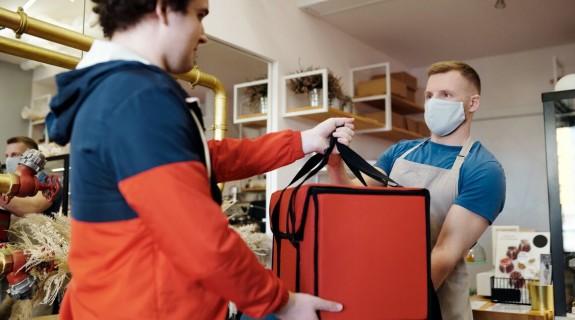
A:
[0,7,93,50]
[177,70,228,140]
[0,36,79,69]
[0,6,227,139]
[0,174,18,195]
[0,37,228,139]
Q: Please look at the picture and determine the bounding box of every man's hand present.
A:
[274,292,343,320]
[301,118,354,155]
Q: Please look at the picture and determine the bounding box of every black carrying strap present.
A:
[271,133,402,244]
[336,141,401,188]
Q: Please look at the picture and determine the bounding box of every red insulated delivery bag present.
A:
[270,138,441,319]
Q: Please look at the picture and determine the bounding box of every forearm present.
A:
[430,247,461,290]
[208,130,304,182]
[0,193,51,216]
[327,154,354,185]
[431,205,490,290]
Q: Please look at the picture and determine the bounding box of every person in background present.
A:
[328,60,506,320]
[0,136,63,315]
[0,136,63,241]
[46,0,353,319]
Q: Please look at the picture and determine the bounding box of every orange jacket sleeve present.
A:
[208,130,304,183]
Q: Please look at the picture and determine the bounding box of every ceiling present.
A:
[298,0,575,69]
[2,0,574,73]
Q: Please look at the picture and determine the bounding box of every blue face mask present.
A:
[424,98,467,136]
[5,157,20,174]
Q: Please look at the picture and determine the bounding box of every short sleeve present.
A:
[455,160,506,223]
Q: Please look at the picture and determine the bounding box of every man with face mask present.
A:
[328,60,506,320]
[0,136,63,241]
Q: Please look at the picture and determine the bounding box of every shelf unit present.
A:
[235,114,267,128]
[29,118,47,143]
[241,187,266,193]
[27,94,52,144]
[350,62,425,139]
[233,79,269,125]
[283,68,330,117]
[281,64,425,141]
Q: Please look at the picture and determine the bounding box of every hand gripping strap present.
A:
[272,133,402,246]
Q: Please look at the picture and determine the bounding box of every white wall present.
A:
[207,2,575,288]
[205,0,405,187]
[0,60,32,153]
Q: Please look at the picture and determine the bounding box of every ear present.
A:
[155,0,168,25]
[469,94,480,113]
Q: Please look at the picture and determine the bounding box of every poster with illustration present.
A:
[494,231,550,288]
[491,225,520,264]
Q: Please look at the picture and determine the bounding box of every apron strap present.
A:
[451,136,475,173]
[398,138,429,160]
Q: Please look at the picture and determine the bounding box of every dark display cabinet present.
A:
[542,89,575,316]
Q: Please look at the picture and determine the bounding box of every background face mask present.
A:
[424,98,466,136]
[5,157,20,174]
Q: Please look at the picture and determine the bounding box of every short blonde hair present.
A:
[428,60,481,94]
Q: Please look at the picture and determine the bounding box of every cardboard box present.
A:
[405,116,420,132]
[391,71,418,91]
[406,88,416,103]
[364,111,406,129]
[356,77,407,99]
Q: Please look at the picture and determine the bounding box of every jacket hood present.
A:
[47,61,159,145]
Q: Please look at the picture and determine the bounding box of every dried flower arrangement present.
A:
[338,94,354,108]
[223,199,272,319]
[223,199,272,265]
[0,213,70,319]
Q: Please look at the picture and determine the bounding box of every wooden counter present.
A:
[471,295,554,320]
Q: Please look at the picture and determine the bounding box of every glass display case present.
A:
[542,89,575,316]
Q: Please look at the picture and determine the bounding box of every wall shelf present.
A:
[353,95,423,115]
[236,114,267,127]
[283,68,330,117]
[289,106,425,141]
[233,79,269,125]
[281,63,426,141]
[241,187,266,192]
[349,62,427,139]
[287,106,382,130]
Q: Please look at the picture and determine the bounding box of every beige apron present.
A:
[389,137,475,320]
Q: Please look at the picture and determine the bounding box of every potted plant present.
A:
[243,76,268,113]
[338,94,354,113]
[287,66,345,107]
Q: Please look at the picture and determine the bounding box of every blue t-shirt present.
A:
[375,138,506,223]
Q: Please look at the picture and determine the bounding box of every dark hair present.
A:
[427,60,481,95]
[92,0,192,38]
[6,136,39,150]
